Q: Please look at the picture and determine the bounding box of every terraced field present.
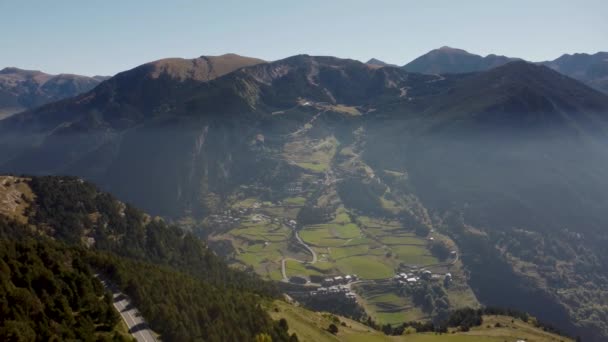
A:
[355,284,428,325]
[210,215,299,281]
[213,195,470,324]
[295,214,440,280]
[284,135,338,173]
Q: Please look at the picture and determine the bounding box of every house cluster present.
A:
[393,272,421,286]
[321,274,358,286]
[207,211,241,226]
[285,182,303,195]
[251,213,271,223]
[309,285,357,302]
[286,219,298,229]
[393,269,452,287]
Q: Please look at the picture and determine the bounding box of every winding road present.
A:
[281,230,318,282]
[295,230,317,263]
[96,275,158,342]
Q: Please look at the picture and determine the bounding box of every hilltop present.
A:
[402,46,519,74]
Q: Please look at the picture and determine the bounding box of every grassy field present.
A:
[334,256,393,279]
[296,211,442,281]
[284,196,307,206]
[355,284,428,325]
[284,136,338,173]
[262,206,300,219]
[268,300,391,342]
[217,197,471,327]
[268,300,573,342]
[300,223,361,247]
[217,219,295,279]
[231,197,259,208]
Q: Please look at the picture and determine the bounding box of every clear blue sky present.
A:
[1,0,606,76]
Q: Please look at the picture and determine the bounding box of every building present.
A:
[322,278,334,286]
[286,182,303,195]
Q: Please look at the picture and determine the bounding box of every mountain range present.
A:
[365,46,608,94]
[1,49,608,340]
[399,46,608,93]
[0,67,109,119]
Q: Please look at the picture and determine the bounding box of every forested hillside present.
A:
[0,176,296,342]
[0,237,131,341]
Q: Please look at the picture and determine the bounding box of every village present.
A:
[309,274,359,302]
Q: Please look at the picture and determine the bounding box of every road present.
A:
[97,276,158,342]
[294,230,317,263]
[281,230,318,282]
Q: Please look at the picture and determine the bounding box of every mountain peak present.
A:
[437,46,471,54]
[0,67,46,76]
[403,47,518,74]
[366,58,397,67]
[140,53,265,81]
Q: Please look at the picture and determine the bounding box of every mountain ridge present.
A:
[0,67,109,119]
[403,46,608,93]
[403,46,520,74]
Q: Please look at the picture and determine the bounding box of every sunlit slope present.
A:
[269,300,573,342]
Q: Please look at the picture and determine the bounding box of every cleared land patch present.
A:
[284,136,337,173]
[0,176,34,224]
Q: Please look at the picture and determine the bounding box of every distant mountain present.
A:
[0,67,108,119]
[540,52,608,93]
[366,58,397,67]
[138,53,265,81]
[402,46,519,74]
[422,61,608,133]
[403,47,608,94]
[0,55,446,215]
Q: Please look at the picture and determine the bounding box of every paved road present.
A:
[280,230,318,282]
[294,230,317,263]
[97,276,158,342]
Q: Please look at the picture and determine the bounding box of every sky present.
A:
[1,0,606,76]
